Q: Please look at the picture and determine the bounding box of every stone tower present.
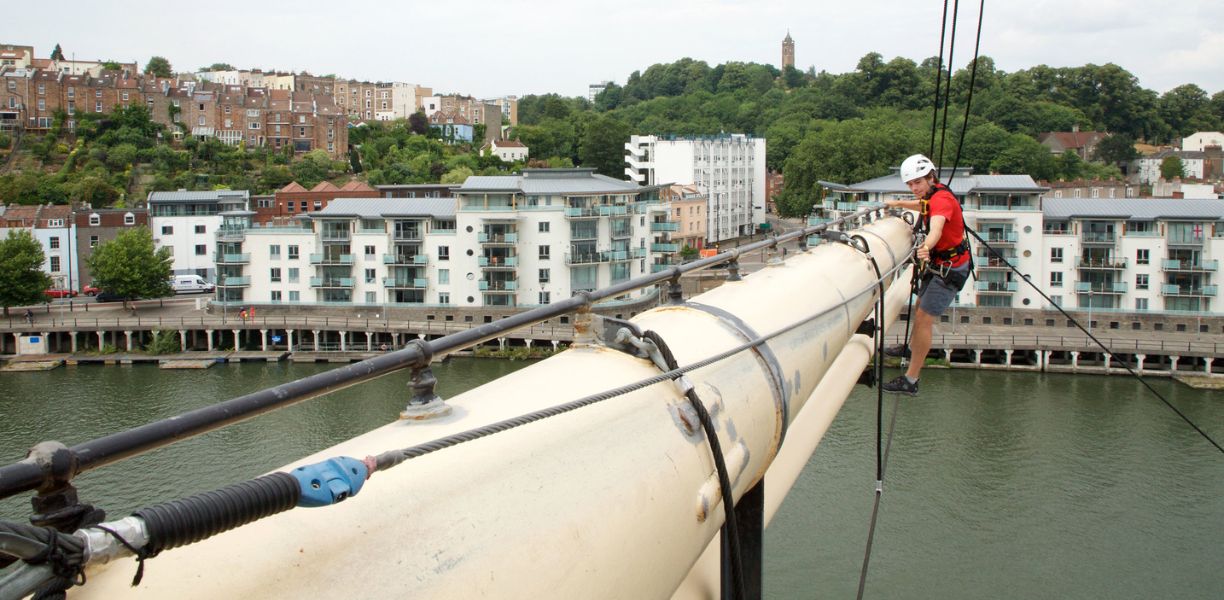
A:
[782,31,794,70]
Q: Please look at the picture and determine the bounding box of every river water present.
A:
[1,362,1221,598]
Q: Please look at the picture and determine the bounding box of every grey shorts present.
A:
[918,263,969,316]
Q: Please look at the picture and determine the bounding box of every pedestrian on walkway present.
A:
[239,309,248,321]
[24,309,33,325]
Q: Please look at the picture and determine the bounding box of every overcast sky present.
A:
[11,0,1224,99]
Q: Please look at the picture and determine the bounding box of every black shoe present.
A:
[882,375,919,396]
[883,345,910,358]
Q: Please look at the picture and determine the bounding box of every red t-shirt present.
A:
[927,186,968,267]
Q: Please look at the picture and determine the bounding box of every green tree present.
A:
[50,44,64,61]
[144,56,173,78]
[1160,155,1185,180]
[87,228,172,309]
[578,114,630,178]
[1093,133,1138,166]
[205,63,235,72]
[0,230,53,316]
[1159,84,1215,139]
[440,166,474,184]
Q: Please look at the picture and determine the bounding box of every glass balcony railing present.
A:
[217,276,250,287]
[382,277,427,289]
[310,277,354,288]
[651,222,680,232]
[1077,256,1127,269]
[309,254,354,265]
[651,263,676,273]
[478,232,518,244]
[651,243,680,253]
[1162,284,1218,296]
[213,253,250,264]
[1163,259,1218,271]
[383,254,427,265]
[974,281,1018,292]
[597,205,629,216]
[1076,281,1127,294]
[479,280,518,292]
[632,247,648,258]
[565,207,599,218]
[479,256,518,268]
[982,231,1018,244]
[1080,231,1116,244]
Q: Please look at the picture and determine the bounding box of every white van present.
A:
[171,275,215,294]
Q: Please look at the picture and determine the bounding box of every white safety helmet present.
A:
[900,154,936,183]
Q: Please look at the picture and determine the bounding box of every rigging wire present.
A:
[935,0,961,168]
[946,0,985,188]
[928,0,951,159]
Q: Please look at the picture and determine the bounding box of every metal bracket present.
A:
[668,275,684,305]
[726,258,742,282]
[26,441,105,532]
[399,339,452,421]
[856,318,876,337]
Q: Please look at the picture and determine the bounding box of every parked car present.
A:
[44,289,78,299]
[82,285,101,296]
[94,291,133,303]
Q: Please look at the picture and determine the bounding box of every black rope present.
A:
[93,525,152,586]
[855,396,902,600]
[947,0,986,187]
[643,329,747,600]
[967,229,1224,455]
[0,521,86,599]
[928,0,951,158]
[936,0,961,167]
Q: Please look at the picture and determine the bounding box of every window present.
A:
[195,244,207,255]
[288,268,299,283]
[288,245,299,260]
[89,235,99,248]
[539,222,550,233]
[438,245,450,261]
[439,292,450,305]
[289,291,300,302]
[1050,272,1063,287]
[365,268,376,284]
[539,245,550,259]
[1137,249,1149,265]
[539,291,551,305]
[366,291,377,304]
[37,98,45,110]
[123,213,135,225]
[49,237,59,249]
[50,256,60,272]
[271,291,282,301]
[270,268,282,283]
[364,245,375,258]
[270,244,281,258]
[539,268,550,283]
[438,269,449,285]
[195,225,206,234]
[299,201,307,212]
[1050,248,1063,263]
[1050,295,1062,307]
[162,225,173,235]
[1136,298,1148,311]
[88,213,100,226]
[1136,274,1148,290]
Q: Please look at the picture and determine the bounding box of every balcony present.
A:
[652,243,680,253]
[1076,257,1127,270]
[807,216,832,227]
[1080,231,1116,245]
[1161,284,1218,297]
[310,277,355,288]
[382,254,428,265]
[974,281,1018,293]
[320,231,351,242]
[565,207,600,218]
[215,228,246,242]
[611,227,632,239]
[479,256,518,268]
[1075,281,1128,294]
[478,232,519,244]
[217,276,250,287]
[650,222,680,232]
[976,258,1013,270]
[981,231,1018,245]
[309,253,355,265]
[565,252,603,266]
[598,205,629,216]
[479,280,518,292]
[1167,234,1205,247]
[632,247,648,259]
[392,231,422,241]
[382,277,428,289]
[214,252,250,264]
[651,263,677,273]
[1163,259,1218,272]
[604,250,630,262]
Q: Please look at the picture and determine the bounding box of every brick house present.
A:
[1037,128,1110,161]
[74,207,148,289]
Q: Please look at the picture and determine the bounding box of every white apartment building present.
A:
[218,169,677,308]
[149,190,250,282]
[625,134,766,244]
[1134,149,1206,184]
[821,171,1224,314]
[1183,131,1224,152]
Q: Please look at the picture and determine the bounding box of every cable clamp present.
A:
[292,457,369,507]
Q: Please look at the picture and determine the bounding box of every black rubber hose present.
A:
[133,472,299,555]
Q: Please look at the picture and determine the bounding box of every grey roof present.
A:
[459,169,642,195]
[312,197,456,219]
[1043,198,1224,221]
[148,190,250,204]
[831,170,1046,195]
